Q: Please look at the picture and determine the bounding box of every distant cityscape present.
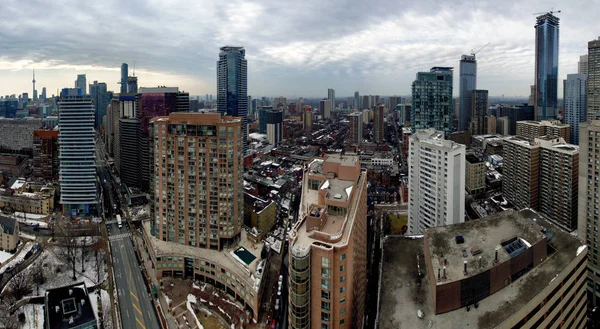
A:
[0,8,599,329]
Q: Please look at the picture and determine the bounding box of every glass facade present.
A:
[217,46,248,153]
[534,13,560,120]
[459,55,477,131]
[411,67,454,138]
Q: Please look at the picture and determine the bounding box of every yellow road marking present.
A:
[136,317,146,329]
[130,291,139,302]
[132,302,143,315]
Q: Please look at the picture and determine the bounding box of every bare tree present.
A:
[30,261,46,295]
[57,230,78,281]
[80,236,91,273]
[0,299,18,329]
[91,236,105,284]
[6,271,32,301]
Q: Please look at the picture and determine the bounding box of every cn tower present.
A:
[32,69,36,99]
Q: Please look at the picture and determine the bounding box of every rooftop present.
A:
[0,215,16,235]
[378,209,584,329]
[44,282,96,329]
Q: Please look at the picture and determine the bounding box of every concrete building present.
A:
[465,154,485,195]
[243,193,276,238]
[32,129,59,180]
[588,38,600,120]
[327,88,335,116]
[408,129,465,234]
[58,88,97,216]
[288,154,368,329]
[539,138,578,232]
[469,89,488,136]
[516,120,570,143]
[0,184,55,215]
[459,55,477,131]
[580,54,589,74]
[0,154,27,177]
[266,108,283,145]
[565,73,587,145]
[484,115,496,134]
[373,104,385,144]
[147,112,267,321]
[534,13,560,120]
[347,112,363,145]
[320,99,331,119]
[362,109,370,124]
[0,215,18,251]
[119,117,142,188]
[578,120,600,305]
[303,106,312,132]
[44,282,97,329]
[502,137,540,210]
[496,116,510,135]
[378,209,587,329]
[0,117,42,153]
[412,67,453,138]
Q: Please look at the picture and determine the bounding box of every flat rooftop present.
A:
[144,222,264,291]
[378,209,584,329]
[426,210,546,284]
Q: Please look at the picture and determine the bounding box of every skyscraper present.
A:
[579,54,589,74]
[127,76,138,94]
[327,88,335,115]
[320,99,331,119]
[89,81,110,129]
[120,63,128,94]
[288,154,368,329]
[411,67,453,138]
[217,46,248,153]
[303,106,312,132]
[75,74,87,95]
[565,74,587,144]
[503,137,540,210]
[58,88,97,216]
[354,91,359,110]
[373,104,385,144]
[41,87,46,101]
[348,111,363,145]
[459,55,477,131]
[534,13,560,120]
[408,129,465,234]
[588,38,600,121]
[469,89,489,136]
[266,109,283,145]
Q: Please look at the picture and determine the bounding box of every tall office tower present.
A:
[120,63,128,94]
[411,67,453,138]
[119,117,142,188]
[288,154,367,329]
[485,115,497,134]
[327,88,335,113]
[529,85,536,106]
[374,95,380,105]
[516,120,570,143]
[538,138,579,232]
[361,95,369,110]
[579,120,600,306]
[347,112,363,145]
[217,46,248,154]
[41,87,46,101]
[373,104,385,144]
[303,105,312,132]
[127,76,138,94]
[89,81,109,129]
[320,99,331,119]
[138,87,181,191]
[579,54,589,74]
[257,105,271,134]
[247,96,253,115]
[75,74,87,94]
[354,91,359,110]
[502,137,540,209]
[588,38,600,120]
[469,89,489,135]
[266,109,283,145]
[565,74,588,144]
[408,129,465,234]
[58,88,97,216]
[0,98,19,118]
[22,93,29,104]
[534,13,560,120]
[32,130,59,180]
[104,98,118,156]
[150,112,243,249]
[32,70,37,101]
[459,55,477,131]
[497,116,510,135]
[176,91,190,112]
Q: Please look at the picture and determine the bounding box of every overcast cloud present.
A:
[0,0,597,98]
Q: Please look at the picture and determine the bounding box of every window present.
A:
[340,254,346,261]
[321,290,330,299]
[322,257,330,268]
[340,275,346,283]
[340,286,346,293]
[340,319,346,326]
[340,265,345,272]
[321,268,331,278]
[340,308,346,315]
[321,279,330,290]
[340,297,346,304]
[321,301,330,311]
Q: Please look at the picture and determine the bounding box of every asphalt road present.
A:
[109,222,160,329]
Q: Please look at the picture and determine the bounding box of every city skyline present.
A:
[0,1,598,98]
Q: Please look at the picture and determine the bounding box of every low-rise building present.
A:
[44,282,97,329]
[244,193,276,238]
[465,154,485,195]
[0,182,55,215]
[0,154,27,177]
[0,215,18,251]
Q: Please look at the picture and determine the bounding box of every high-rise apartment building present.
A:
[217,46,248,154]
[469,89,488,135]
[354,91,359,110]
[373,104,385,144]
[265,109,283,145]
[127,76,138,94]
[534,13,560,120]
[516,120,570,143]
[539,138,578,232]
[408,129,465,234]
[320,99,331,119]
[303,106,312,132]
[327,88,335,116]
[347,112,363,145]
[32,130,59,180]
[120,63,128,94]
[288,154,368,329]
[565,74,588,144]
[0,117,42,153]
[588,38,600,121]
[411,67,453,138]
[89,81,110,129]
[579,54,589,75]
[75,74,87,95]
[459,55,477,131]
[119,117,142,188]
[503,137,540,210]
[58,88,97,215]
[579,120,600,305]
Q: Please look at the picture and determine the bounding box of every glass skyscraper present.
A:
[534,13,560,120]
[459,55,477,131]
[120,63,128,94]
[217,46,248,154]
[411,67,454,138]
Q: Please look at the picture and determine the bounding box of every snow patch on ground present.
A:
[20,232,37,240]
[0,250,13,264]
[15,212,48,220]
[20,303,44,329]
[187,294,204,329]
[0,242,34,274]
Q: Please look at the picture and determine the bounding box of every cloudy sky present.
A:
[0,0,597,98]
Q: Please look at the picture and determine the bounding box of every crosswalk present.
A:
[105,219,117,224]
[109,232,132,241]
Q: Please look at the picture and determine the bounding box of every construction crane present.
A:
[533,8,561,16]
[471,42,491,57]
